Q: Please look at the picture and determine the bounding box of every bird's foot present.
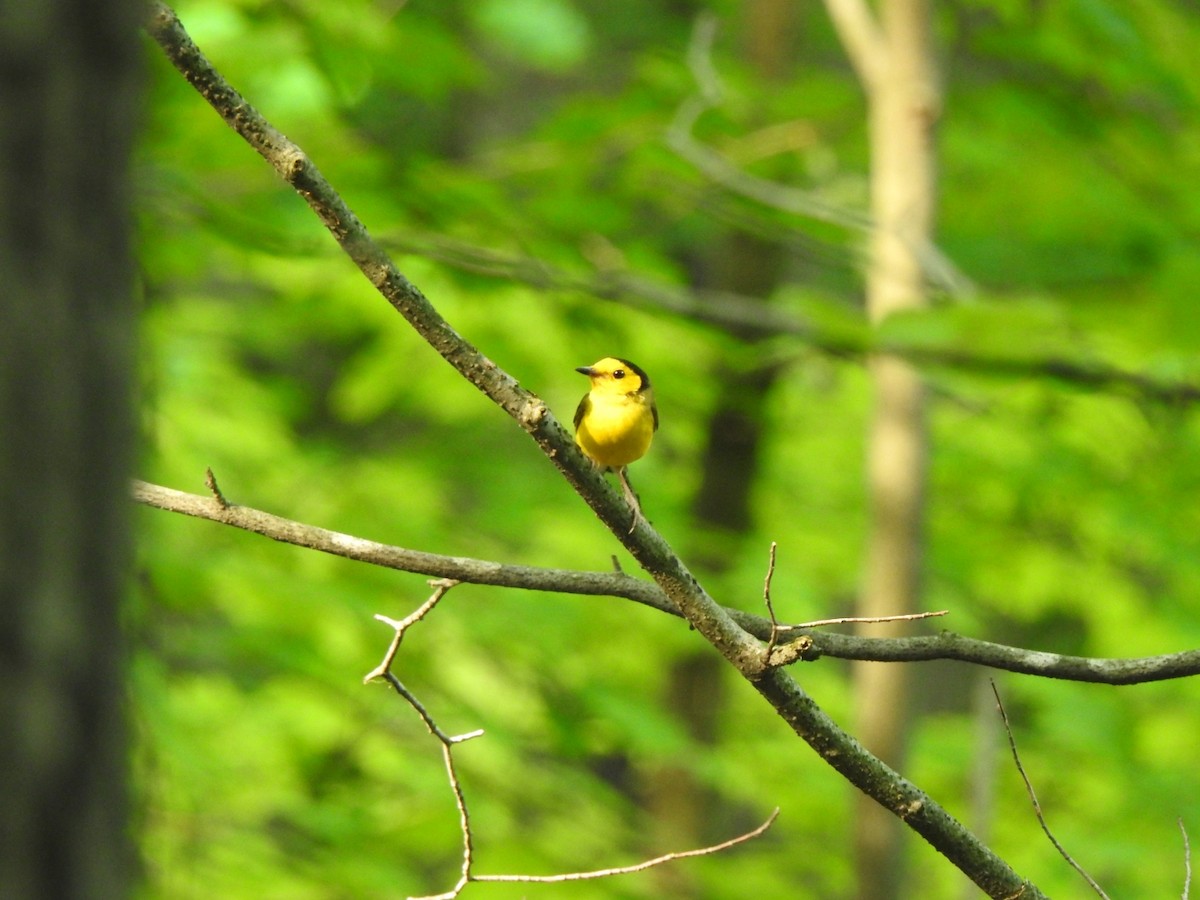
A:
[618,468,647,535]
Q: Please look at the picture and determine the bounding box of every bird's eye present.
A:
[613,369,625,379]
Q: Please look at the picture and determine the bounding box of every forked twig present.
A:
[760,543,947,668]
[368,580,777,900]
[990,680,1109,899]
[363,578,460,686]
[365,580,481,900]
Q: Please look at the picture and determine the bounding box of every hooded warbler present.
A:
[573,357,658,528]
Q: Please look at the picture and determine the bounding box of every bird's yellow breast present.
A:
[574,391,655,469]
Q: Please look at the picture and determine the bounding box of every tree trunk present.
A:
[838,0,939,896]
[0,1,141,896]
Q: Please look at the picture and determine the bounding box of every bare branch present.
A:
[797,630,1200,686]
[134,478,1200,687]
[785,609,948,630]
[131,478,673,615]
[370,583,774,900]
[990,681,1109,898]
[474,808,779,885]
[365,581,481,900]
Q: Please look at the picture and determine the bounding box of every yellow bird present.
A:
[574,357,658,528]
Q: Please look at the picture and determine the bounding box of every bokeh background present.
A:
[133,1,1200,897]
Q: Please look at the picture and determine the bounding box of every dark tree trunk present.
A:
[0,1,141,896]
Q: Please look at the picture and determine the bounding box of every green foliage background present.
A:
[134,1,1200,897]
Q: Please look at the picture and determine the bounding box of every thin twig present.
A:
[1182,817,1192,900]
[384,668,480,900]
[404,738,477,900]
[474,808,780,884]
[781,609,949,630]
[381,672,482,746]
[369,581,774,900]
[366,581,482,900]
[766,609,946,667]
[762,542,782,658]
[990,680,1109,899]
[363,579,459,685]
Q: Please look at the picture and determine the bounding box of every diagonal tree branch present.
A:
[389,230,1200,403]
[393,229,1200,405]
[145,0,765,679]
[143,6,1049,895]
[393,230,1200,404]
